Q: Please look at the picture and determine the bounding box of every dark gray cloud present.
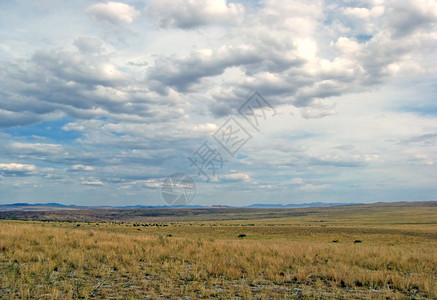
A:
[386,0,437,39]
[147,46,263,93]
[0,43,188,128]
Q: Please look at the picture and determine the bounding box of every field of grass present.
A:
[0,202,436,299]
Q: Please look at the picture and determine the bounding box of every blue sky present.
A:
[0,0,436,206]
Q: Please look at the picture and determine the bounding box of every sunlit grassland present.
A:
[0,202,436,299]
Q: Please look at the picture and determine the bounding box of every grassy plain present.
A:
[0,201,436,299]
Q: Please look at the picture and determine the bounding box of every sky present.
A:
[0,0,436,207]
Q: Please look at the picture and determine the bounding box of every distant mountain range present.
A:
[0,202,361,211]
[246,202,360,208]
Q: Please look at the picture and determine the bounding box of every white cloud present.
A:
[343,6,385,20]
[333,37,362,55]
[71,164,95,171]
[220,173,251,182]
[9,142,63,154]
[289,177,328,192]
[0,163,36,173]
[86,2,140,25]
[192,123,218,133]
[301,107,336,119]
[81,179,104,186]
[143,178,163,189]
[298,183,329,191]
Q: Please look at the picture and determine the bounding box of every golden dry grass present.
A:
[1,203,436,299]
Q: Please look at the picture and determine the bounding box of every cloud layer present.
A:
[0,0,436,205]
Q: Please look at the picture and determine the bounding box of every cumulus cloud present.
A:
[192,123,218,133]
[143,178,163,189]
[220,173,251,183]
[86,2,140,25]
[85,2,140,43]
[343,6,385,20]
[70,164,95,171]
[143,0,437,117]
[81,179,104,186]
[145,0,244,29]
[289,177,329,191]
[31,49,132,87]
[0,163,37,175]
[147,45,261,93]
[144,0,437,117]
[0,43,187,127]
[4,0,435,128]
